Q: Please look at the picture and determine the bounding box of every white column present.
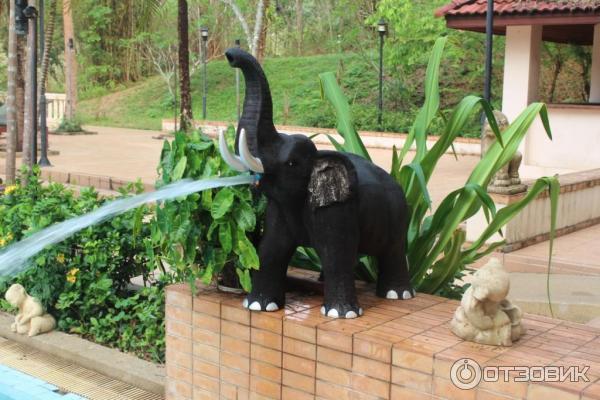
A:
[501,25,543,122]
[501,25,542,163]
[589,23,600,102]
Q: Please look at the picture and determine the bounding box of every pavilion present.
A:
[437,0,600,171]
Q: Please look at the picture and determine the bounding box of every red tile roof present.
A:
[436,0,600,18]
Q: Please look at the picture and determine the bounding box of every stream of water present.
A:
[0,175,254,277]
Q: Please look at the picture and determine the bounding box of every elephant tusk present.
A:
[238,129,265,173]
[218,129,248,172]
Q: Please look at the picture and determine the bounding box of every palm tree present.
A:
[39,0,57,96]
[62,0,77,120]
[5,0,18,183]
[178,0,193,131]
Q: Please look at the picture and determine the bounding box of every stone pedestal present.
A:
[165,276,600,400]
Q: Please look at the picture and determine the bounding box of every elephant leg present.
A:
[244,202,296,312]
[311,204,361,319]
[376,238,415,300]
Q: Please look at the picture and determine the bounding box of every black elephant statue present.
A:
[219,48,414,318]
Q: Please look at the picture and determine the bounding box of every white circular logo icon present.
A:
[450,358,482,390]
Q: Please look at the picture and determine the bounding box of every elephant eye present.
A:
[287,160,297,167]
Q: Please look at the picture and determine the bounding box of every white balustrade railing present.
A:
[0,92,66,130]
[44,93,66,129]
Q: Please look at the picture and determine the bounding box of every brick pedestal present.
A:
[166,277,600,400]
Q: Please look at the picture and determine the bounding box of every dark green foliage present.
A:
[0,168,164,362]
[146,129,265,292]
[318,38,559,299]
[55,117,84,133]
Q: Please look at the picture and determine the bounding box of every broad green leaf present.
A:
[319,72,371,160]
[201,189,212,210]
[464,183,497,220]
[219,222,233,254]
[400,162,432,210]
[468,103,551,187]
[236,268,252,292]
[399,36,447,163]
[172,156,187,181]
[233,201,256,231]
[187,141,213,151]
[235,233,259,270]
[390,145,402,181]
[463,177,558,259]
[326,134,345,152]
[211,189,235,219]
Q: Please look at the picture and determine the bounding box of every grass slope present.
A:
[79,53,369,131]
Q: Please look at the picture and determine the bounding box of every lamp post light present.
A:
[481,0,494,157]
[377,18,387,132]
[484,0,494,105]
[201,27,208,120]
[15,0,28,36]
[235,39,241,120]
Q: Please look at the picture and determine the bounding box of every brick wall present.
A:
[166,281,600,400]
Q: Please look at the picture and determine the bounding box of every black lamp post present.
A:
[484,0,493,104]
[201,27,208,120]
[38,0,51,166]
[377,18,387,131]
[23,5,38,166]
[235,39,241,120]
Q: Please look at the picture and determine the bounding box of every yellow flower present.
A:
[66,268,79,284]
[57,253,66,264]
[4,185,18,195]
[0,238,5,247]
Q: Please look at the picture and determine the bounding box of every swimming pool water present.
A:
[0,364,84,400]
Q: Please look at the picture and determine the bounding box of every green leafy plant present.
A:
[0,168,165,361]
[55,117,84,133]
[316,37,559,298]
[146,129,265,292]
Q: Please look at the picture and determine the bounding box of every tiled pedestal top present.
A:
[165,282,600,400]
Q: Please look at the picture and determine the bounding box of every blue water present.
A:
[0,364,83,399]
[0,175,254,277]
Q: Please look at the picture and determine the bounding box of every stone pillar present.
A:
[590,23,600,102]
[502,25,542,120]
[501,25,542,163]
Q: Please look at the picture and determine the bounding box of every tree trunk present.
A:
[39,0,57,94]
[178,0,193,131]
[256,0,269,62]
[63,0,77,120]
[295,0,303,55]
[5,0,18,183]
[251,0,265,58]
[16,22,27,156]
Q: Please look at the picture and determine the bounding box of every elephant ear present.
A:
[307,152,357,209]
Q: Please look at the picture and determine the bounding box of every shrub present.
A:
[56,117,84,133]
[0,168,165,362]
[146,129,265,292]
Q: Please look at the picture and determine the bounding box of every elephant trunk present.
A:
[225,48,278,158]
